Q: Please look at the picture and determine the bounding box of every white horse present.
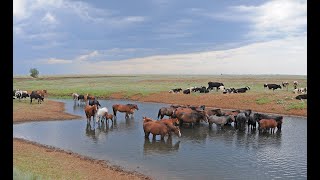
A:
[96,107,109,123]
[72,93,79,101]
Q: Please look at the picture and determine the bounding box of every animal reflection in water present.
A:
[112,104,139,119]
[85,121,114,140]
[143,137,181,155]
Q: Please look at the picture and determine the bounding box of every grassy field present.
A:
[13,74,307,99]
[13,74,307,116]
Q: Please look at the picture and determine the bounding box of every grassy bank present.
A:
[13,74,307,98]
[13,74,307,116]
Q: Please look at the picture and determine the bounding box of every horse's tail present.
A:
[157,108,162,119]
[112,105,117,116]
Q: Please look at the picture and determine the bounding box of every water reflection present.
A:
[143,136,180,155]
[85,123,97,142]
[180,125,208,144]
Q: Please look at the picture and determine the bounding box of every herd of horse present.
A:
[74,92,283,141]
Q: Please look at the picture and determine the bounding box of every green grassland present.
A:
[13,74,307,99]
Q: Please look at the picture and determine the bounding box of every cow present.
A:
[169,88,182,93]
[282,82,289,91]
[15,90,29,101]
[293,81,298,89]
[223,88,236,94]
[234,86,250,93]
[296,94,307,100]
[207,82,224,91]
[265,84,282,91]
[30,91,44,104]
[183,89,191,94]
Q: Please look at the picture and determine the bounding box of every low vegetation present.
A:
[13,74,307,116]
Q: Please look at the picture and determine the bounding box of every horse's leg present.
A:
[152,134,156,140]
[144,131,150,138]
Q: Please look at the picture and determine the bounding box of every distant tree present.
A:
[29,68,39,78]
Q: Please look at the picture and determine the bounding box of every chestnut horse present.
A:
[258,119,278,133]
[143,117,179,126]
[84,105,98,123]
[143,119,181,140]
[112,104,139,118]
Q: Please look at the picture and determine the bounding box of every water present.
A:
[13,99,307,180]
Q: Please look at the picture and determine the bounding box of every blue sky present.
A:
[13,0,307,75]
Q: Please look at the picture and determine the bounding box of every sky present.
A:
[13,0,307,75]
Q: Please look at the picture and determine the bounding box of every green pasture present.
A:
[13,74,307,99]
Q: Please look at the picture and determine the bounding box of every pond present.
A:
[13,99,307,180]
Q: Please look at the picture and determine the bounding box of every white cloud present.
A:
[77,50,100,61]
[44,58,72,64]
[68,36,306,75]
[190,0,306,40]
[13,0,28,20]
[41,12,58,25]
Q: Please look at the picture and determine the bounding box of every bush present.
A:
[29,68,39,78]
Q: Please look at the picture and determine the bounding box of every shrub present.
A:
[29,68,39,78]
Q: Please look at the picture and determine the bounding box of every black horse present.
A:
[89,99,101,108]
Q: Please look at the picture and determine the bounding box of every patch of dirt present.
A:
[13,100,82,123]
[131,92,307,117]
[13,138,151,180]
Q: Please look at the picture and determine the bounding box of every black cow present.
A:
[170,88,182,93]
[296,94,307,100]
[30,92,44,104]
[207,82,224,91]
[265,84,282,91]
[183,89,191,94]
[234,86,250,93]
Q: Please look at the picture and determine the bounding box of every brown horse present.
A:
[258,119,278,133]
[84,105,98,123]
[143,117,179,126]
[104,113,114,124]
[157,107,176,119]
[173,107,208,127]
[32,89,47,97]
[112,104,139,118]
[143,120,181,140]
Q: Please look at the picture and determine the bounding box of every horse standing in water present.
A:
[84,104,98,123]
[112,104,139,119]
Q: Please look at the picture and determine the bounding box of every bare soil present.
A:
[114,92,307,117]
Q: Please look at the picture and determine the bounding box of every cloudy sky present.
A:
[13,0,307,75]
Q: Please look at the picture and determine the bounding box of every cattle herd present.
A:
[169,81,307,100]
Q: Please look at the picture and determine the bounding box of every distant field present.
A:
[13,74,307,99]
